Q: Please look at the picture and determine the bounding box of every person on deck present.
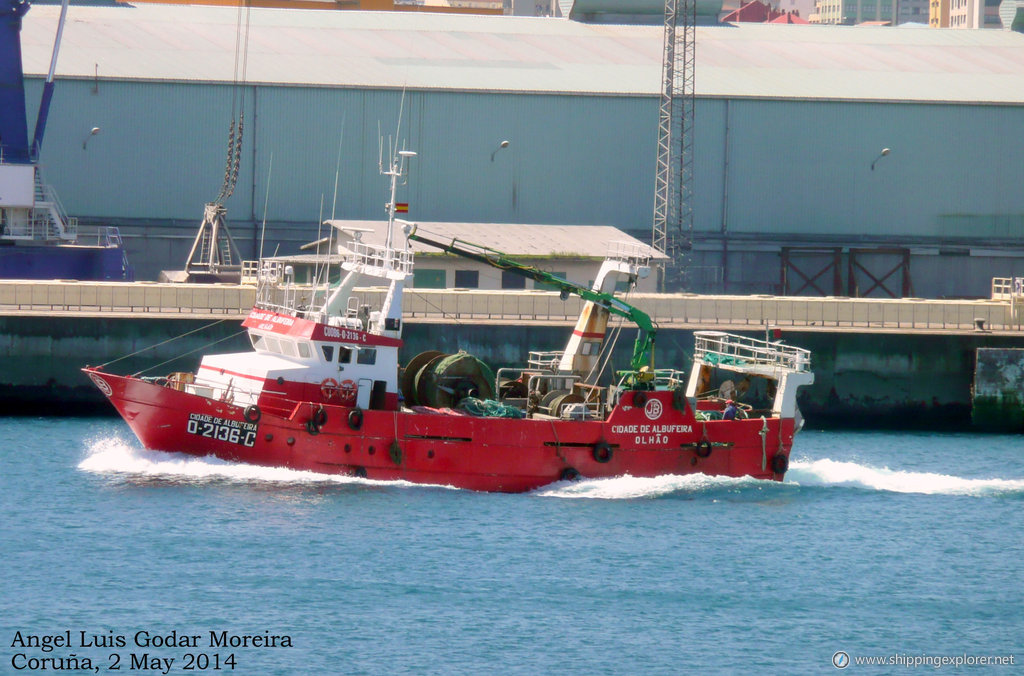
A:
[723,399,738,420]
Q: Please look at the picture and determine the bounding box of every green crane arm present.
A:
[406,228,657,373]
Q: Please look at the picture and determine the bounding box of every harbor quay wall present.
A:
[2,312,1023,431]
[972,349,1024,432]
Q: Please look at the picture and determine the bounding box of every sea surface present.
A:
[2,417,1022,675]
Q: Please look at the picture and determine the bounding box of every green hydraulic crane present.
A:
[405,228,657,377]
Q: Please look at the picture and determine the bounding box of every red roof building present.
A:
[722,0,787,22]
[769,10,810,22]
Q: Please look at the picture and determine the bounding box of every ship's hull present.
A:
[86,368,797,493]
[0,244,130,281]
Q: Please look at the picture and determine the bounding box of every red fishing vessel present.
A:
[84,150,814,493]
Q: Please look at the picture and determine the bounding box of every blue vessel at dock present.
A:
[0,0,131,281]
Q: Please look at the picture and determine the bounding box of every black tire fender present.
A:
[243,405,261,424]
[695,439,713,458]
[633,392,648,408]
[771,453,789,475]
[305,419,320,436]
[593,441,613,464]
[348,407,364,431]
[312,406,328,427]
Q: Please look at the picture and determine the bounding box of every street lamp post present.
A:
[870,147,891,171]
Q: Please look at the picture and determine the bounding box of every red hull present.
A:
[86,368,796,493]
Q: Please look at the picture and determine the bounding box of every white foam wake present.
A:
[787,458,1024,497]
[77,435,430,488]
[533,473,765,499]
[78,436,1024,499]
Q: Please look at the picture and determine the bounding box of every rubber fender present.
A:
[771,453,789,475]
[312,406,328,427]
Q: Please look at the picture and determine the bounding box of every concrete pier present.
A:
[972,348,1024,432]
[2,281,1023,429]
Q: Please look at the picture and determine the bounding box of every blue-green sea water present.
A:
[2,418,1022,675]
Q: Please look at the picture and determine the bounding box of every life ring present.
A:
[320,378,339,401]
[348,407,363,431]
[338,379,357,404]
[243,405,261,424]
[305,419,320,436]
[312,406,328,427]
[771,453,789,475]
[695,439,713,458]
[593,441,613,464]
[633,391,648,408]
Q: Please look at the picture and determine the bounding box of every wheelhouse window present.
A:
[250,334,266,351]
[321,345,334,362]
[297,342,311,359]
[280,340,297,357]
[338,347,353,364]
[356,348,377,365]
[265,336,281,354]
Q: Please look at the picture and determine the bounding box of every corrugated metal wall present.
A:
[31,80,657,229]
[25,77,1024,291]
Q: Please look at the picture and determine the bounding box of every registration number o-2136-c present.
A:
[187,414,257,447]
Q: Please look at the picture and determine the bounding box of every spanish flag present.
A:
[395,202,409,213]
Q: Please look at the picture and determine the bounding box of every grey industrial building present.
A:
[17,3,1024,296]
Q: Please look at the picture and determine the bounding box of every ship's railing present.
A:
[607,240,653,268]
[651,369,688,390]
[240,260,260,286]
[527,350,562,372]
[32,170,75,241]
[694,330,812,374]
[348,240,414,275]
[73,225,124,247]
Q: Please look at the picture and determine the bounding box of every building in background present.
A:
[119,0,505,14]
[273,222,664,291]
[896,0,930,24]
[17,5,1024,297]
[929,0,951,25]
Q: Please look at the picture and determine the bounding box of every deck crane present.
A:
[404,227,658,380]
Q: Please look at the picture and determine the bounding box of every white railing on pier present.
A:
[0,283,1021,332]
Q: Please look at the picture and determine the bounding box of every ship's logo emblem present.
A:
[644,399,663,421]
[89,373,113,397]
